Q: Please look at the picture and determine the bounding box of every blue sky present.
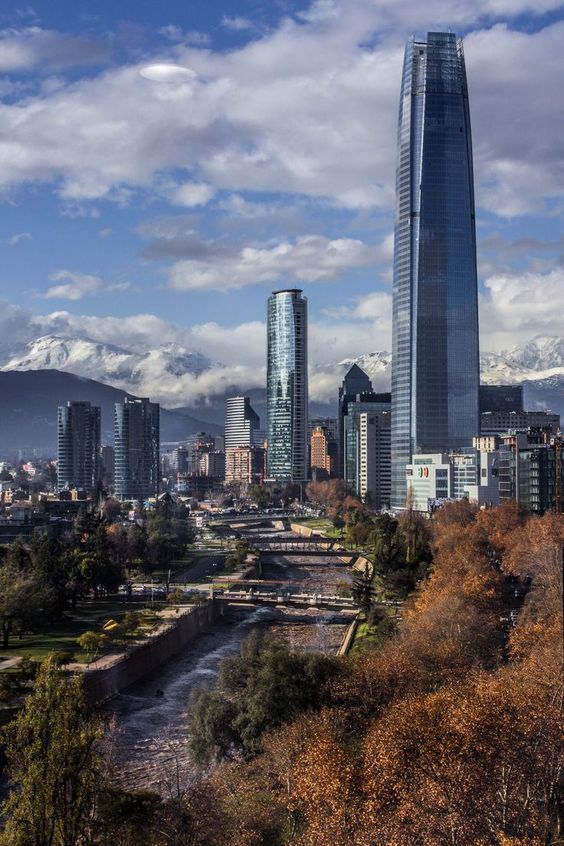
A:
[0,0,563,404]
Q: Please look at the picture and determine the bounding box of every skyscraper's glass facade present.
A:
[57,401,101,492]
[267,289,308,482]
[114,397,160,501]
[391,32,480,508]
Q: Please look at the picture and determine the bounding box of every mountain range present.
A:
[0,370,219,455]
[0,333,562,454]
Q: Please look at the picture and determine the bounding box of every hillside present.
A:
[0,370,218,455]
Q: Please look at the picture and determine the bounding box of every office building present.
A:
[225,446,266,486]
[309,425,337,480]
[406,444,499,513]
[114,397,160,501]
[357,411,391,509]
[225,396,261,450]
[480,385,524,415]
[338,365,373,477]
[343,393,391,491]
[266,289,308,482]
[481,410,560,437]
[498,430,563,514]
[99,444,115,489]
[391,32,480,508]
[199,450,225,479]
[57,401,101,493]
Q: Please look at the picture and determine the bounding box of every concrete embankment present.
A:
[337,614,360,656]
[83,601,218,705]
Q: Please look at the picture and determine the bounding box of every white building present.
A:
[406,444,499,513]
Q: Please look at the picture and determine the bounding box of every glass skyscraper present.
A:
[391,32,480,508]
[114,397,160,501]
[57,401,101,493]
[266,289,308,482]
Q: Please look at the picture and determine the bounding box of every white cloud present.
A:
[8,231,31,245]
[221,16,257,32]
[0,26,109,72]
[0,3,559,218]
[166,234,379,291]
[480,268,564,349]
[169,181,215,207]
[43,270,130,301]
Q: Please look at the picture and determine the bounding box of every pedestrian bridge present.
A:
[213,589,357,612]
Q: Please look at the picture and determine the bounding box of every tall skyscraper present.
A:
[390,32,480,508]
[225,396,261,450]
[267,289,308,483]
[57,401,101,493]
[114,397,160,501]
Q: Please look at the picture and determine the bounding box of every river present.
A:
[104,551,354,796]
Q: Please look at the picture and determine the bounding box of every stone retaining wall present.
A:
[83,602,217,706]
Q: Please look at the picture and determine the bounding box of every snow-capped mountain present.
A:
[0,332,562,416]
[332,336,564,388]
[480,336,564,384]
[0,335,214,401]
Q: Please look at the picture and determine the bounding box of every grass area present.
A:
[0,599,171,665]
[293,518,344,539]
[350,608,399,655]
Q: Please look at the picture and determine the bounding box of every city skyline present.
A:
[0,0,562,409]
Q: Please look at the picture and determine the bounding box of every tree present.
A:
[0,657,102,846]
[0,564,55,649]
[248,485,271,509]
[77,630,107,662]
[351,563,377,615]
[190,633,338,763]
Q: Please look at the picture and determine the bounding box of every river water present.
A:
[104,552,353,796]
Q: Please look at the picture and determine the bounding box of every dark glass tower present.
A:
[391,32,480,508]
[114,397,160,501]
[267,289,308,482]
[57,401,101,493]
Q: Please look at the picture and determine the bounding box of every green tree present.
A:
[190,632,338,763]
[0,564,55,649]
[0,657,102,846]
[351,563,377,615]
[77,630,108,662]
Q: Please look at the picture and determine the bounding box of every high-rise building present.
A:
[57,401,101,493]
[481,410,560,437]
[309,425,336,480]
[266,289,308,482]
[480,385,524,415]
[225,446,266,486]
[225,397,261,450]
[114,397,160,501]
[391,32,480,508]
[343,394,391,491]
[99,443,115,489]
[199,450,225,479]
[357,411,391,509]
[498,429,563,514]
[338,365,373,477]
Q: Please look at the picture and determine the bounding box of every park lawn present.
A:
[0,600,167,664]
[350,607,399,655]
[0,622,90,663]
